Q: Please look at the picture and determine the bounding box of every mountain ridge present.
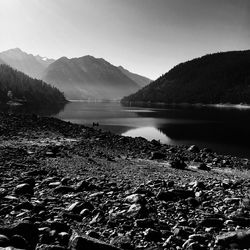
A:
[118,66,151,88]
[42,55,141,100]
[0,48,151,100]
[0,48,55,79]
[122,50,250,104]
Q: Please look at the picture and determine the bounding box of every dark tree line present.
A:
[0,64,67,105]
[122,50,250,104]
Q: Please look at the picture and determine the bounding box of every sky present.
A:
[0,0,249,79]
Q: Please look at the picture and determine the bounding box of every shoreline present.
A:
[121,101,250,110]
[0,112,250,249]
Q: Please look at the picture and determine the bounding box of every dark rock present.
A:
[169,159,187,169]
[135,218,154,228]
[216,230,250,249]
[150,151,165,160]
[75,180,97,192]
[86,230,100,239]
[110,236,134,250]
[14,183,33,196]
[69,231,122,250]
[197,163,210,171]
[144,228,162,242]
[10,234,29,249]
[200,218,224,228]
[62,212,82,222]
[157,189,194,202]
[187,145,199,153]
[0,234,10,247]
[58,232,70,245]
[21,177,36,187]
[173,227,191,239]
[187,197,200,207]
[0,221,39,250]
[14,202,33,211]
[50,221,69,233]
[230,216,250,226]
[53,185,75,194]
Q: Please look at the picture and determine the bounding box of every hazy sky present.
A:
[0,0,249,79]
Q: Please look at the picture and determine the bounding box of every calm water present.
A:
[2,101,250,159]
[53,101,250,159]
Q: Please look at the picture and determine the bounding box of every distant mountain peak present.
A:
[0,48,55,79]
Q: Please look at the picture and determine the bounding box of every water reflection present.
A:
[122,126,172,144]
[13,100,248,159]
[0,103,66,116]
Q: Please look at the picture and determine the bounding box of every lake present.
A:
[2,101,250,159]
[53,101,250,159]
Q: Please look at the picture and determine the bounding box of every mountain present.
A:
[0,64,66,105]
[0,48,55,79]
[42,55,141,100]
[122,50,250,104]
[0,48,150,100]
[118,66,151,87]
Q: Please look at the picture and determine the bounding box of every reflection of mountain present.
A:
[0,102,66,116]
[131,105,250,146]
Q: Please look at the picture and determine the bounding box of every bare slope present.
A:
[43,56,141,100]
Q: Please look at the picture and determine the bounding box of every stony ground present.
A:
[0,112,250,250]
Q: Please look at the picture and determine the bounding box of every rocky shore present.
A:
[0,112,250,250]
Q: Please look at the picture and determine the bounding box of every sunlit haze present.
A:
[0,0,249,79]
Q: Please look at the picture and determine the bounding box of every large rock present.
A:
[150,151,165,160]
[69,231,122,250]
[169,160,187,170]
[53,186,75,194]
[0,234,10,247]
[14,183,33,196]
[216,230,250,249]
[157,189,194,202]
[0,221,39,250]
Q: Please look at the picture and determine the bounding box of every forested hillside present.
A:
[0,64,66,105]
[122,50,250,104]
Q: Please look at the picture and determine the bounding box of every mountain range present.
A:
[0,48,151,100]
[122,50,250,104]
[0,48,54,79]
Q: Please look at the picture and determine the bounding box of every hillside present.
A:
[118,66,151,87]
[0,64,66,105]
[42,56,141,100]
[0,48,55,79]
[122,50,250,104]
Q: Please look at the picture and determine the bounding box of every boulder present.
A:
[69,231,122,250]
